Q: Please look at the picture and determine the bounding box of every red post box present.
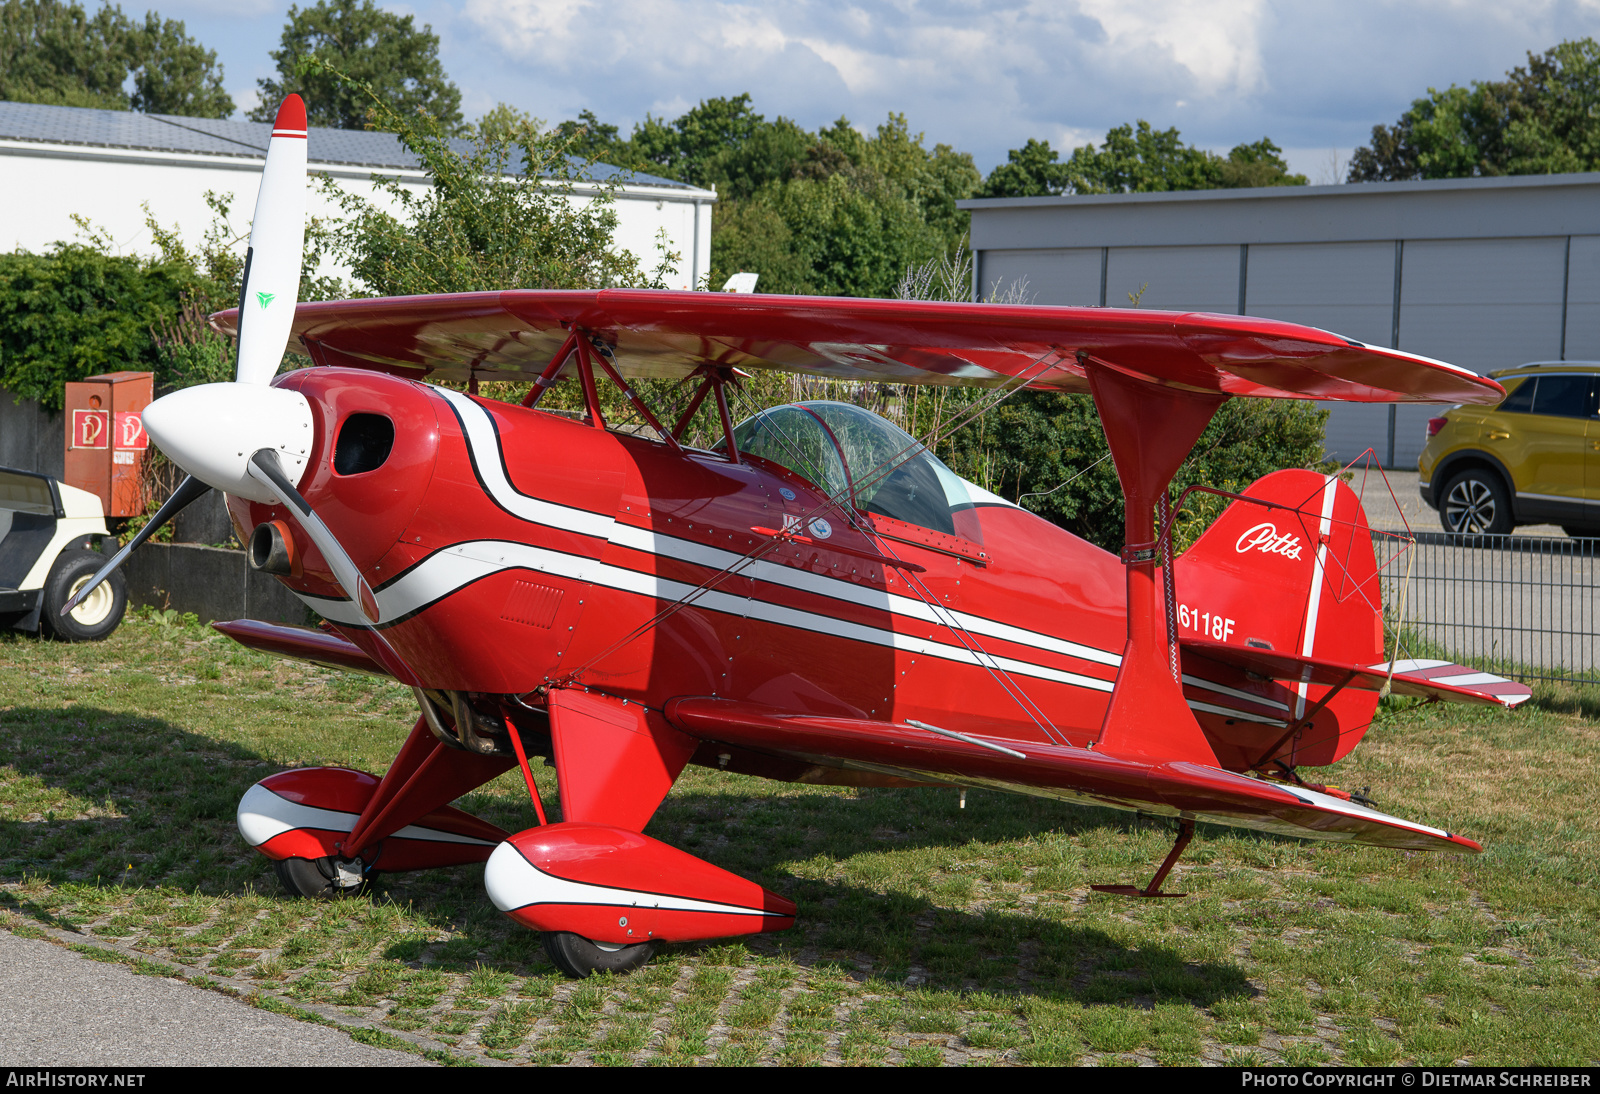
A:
[63,371,153,518]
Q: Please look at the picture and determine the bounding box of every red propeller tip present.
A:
[273,95,307,134]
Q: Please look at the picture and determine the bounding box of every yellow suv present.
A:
[1419,362,1600,537]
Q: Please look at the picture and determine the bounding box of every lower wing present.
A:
[663,697,1481,854]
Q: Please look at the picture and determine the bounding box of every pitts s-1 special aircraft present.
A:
[73,97,1530,977]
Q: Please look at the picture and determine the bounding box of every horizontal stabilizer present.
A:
[665,697,1481,853]
[1181,640,1531,709]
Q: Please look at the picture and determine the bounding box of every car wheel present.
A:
[1562,525,1600,540]
[541,931,656,978]
[1440,469,1512,538]
[38,549,126,641]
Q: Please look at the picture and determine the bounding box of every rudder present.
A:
[1175,469,1386,769]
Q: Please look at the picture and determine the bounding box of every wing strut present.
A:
[1085,360,1227,765]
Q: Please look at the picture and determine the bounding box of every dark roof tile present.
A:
[0,100,690,189]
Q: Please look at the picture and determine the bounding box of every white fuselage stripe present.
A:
[299,538,1304,725]
[303,539,1120,692]
[1295,476,1338,718]
[303,387,1292,723]
[437,386,1123,671]
[1181,673,1291,713]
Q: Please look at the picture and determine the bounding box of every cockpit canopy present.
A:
[731,401,985,536]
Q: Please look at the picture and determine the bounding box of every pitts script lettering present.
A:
[1235,522,1304,560]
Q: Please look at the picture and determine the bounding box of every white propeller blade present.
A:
[235,94,307,386]
[76,99,391,639]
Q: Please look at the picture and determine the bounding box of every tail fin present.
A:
[1175,469,1385,769]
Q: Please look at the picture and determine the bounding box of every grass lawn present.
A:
[0,610,1596,1066]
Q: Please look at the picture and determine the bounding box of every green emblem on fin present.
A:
[256,291,276,309]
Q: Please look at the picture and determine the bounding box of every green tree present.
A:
[556,96,979,297]
[251,0,462,132]
[318,77,653,296]
[706,109,977,296]
[979,138,1071,198]
[0,0,231,116]
[984,125,1304,197]
[0,244,205,409]
[551,108,631,164]
[936,391,1328,552]
[1502,38,1600,172]
[1348,38,1600,181]
[1066,120,1223,193]
[750,169,944,298]
[0,0,124,108]
[1216,137,1308,188]
[1348,84,1505,181]
[126,11,232,117]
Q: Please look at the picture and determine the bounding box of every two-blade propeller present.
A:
[64,95,381,626]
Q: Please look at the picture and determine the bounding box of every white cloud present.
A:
[464,0,594,56]
[1074,0,1267,97]
[443,0,1600,172]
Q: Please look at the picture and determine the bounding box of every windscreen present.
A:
[734,401,982,536]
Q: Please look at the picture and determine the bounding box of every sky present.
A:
[153,0,1600,183]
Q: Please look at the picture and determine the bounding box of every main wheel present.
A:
[542,931,656,978]
[273,856,371,900]
[1563,525,1600,540]
[1440,469,1512,538]
[38,549,125,641]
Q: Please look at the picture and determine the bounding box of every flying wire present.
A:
[550,352,1067,687]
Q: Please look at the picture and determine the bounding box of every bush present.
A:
[0,244,205,410]
[938,392,1331,553]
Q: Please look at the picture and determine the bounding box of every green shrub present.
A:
[0,244,204,409]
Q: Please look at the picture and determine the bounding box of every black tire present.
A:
[1562,525,1600,540]
[273,856,371,900]
[542,931,656,978]
[1439,469,1513,538]
[38,549,125,641]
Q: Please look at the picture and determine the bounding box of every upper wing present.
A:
[214,289,1505,405]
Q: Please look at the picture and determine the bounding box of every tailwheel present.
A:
[542,932,656,978]
[273,856,372,900]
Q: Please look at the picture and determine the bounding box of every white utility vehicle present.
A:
[0,466,126,640]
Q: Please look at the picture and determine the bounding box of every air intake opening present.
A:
[333,413,395,476]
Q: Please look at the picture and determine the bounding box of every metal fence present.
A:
[1371,531,1600,684]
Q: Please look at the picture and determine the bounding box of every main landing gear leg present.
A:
[1092,819,1195,899]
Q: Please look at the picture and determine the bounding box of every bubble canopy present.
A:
[730,401,984,536]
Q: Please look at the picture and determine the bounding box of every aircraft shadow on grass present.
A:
[0,704,1253,1007]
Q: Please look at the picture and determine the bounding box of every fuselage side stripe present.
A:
[300,539,1119,691]
[434,385,1126,672]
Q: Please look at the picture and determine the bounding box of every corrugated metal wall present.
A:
[978,225,1600,470]
[979,247,1102,306]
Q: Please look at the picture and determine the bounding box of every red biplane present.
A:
[74,98,1529,977]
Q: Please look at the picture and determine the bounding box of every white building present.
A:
[0,101,715,290]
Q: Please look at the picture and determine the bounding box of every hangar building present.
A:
[0,101,716,482]
[960,174,1600,469]
[0,101,715,293]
